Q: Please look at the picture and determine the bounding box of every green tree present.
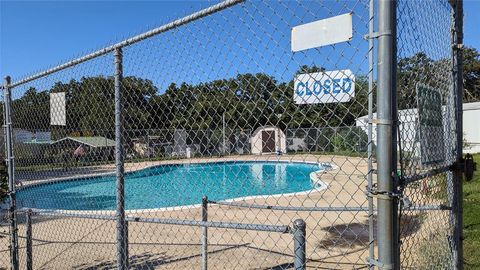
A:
[463,46,480,102]
[47,76,157,138]
[12,87,49,130]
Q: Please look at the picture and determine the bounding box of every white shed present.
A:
[463,102,480,153]
[250,126,286,155]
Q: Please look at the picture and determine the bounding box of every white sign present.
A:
[416,84,445,165]
[15,130,33,143]
[294,69,355,104]
[35,131,51,142]
[291,13,353,52]
[50,92,66,126]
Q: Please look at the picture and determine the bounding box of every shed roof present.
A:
[52,136,115,148]
[251,125,282,137]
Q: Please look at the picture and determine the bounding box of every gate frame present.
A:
[451,0,464,269]
[3,76,19,270]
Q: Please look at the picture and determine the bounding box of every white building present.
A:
[356,101,480,156]
[463,102,480,153]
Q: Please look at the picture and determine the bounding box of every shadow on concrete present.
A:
[317,214,423,249]
[71,243,249,270]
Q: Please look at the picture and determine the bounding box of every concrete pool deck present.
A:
[1,154,438,269]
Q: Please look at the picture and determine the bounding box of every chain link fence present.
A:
[395,1,463,269]
[0,0,466,269]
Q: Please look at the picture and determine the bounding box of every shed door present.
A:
[262,130,276,153]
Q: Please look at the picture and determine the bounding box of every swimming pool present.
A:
[17,161,326,211]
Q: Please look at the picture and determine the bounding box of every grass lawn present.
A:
[464,153,480,269]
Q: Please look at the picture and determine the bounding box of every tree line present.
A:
[8,67,369,139]
[3,47,480,140]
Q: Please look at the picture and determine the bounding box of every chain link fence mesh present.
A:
[396,0,459,269]
[5,53,117,270]
[0,0,465,269]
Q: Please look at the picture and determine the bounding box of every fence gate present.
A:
[0,0,465,269]
[394,0,465,269]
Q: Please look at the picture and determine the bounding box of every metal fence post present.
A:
[367,0,375,268]
[222,113,226,155]
[3,76,19,270]
[114,47,127,270]
[293,219,306,270]
[26,209,33,270]
[333,127,337,152]
[125,220,129,268]
[202,196,208,270]
[376,0,397,269]
[452,1,464,269]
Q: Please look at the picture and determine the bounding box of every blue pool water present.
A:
[17,161,323,211]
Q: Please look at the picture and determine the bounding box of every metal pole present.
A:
[376,1,397,269]
[367,0,375,268]
[446,6,456,261]
[3,76,19,270]
[125,220,129,268]
[114,47,127,270]
[390,2,400,268]
[333,127,337,152]
[452,1,464,269]
[35,210,291,233]
[293,219,306,270]
[26,209,33,270]
[202,196,208,270]
[222,113,226,155]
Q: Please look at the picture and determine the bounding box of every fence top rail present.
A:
[3,0,244,89]
[29,209,292,233]
[206,200,451,212]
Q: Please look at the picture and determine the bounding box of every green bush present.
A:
[313,127,368,153]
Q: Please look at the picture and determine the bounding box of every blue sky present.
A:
[0,1,215,81]
[1,0,479,94]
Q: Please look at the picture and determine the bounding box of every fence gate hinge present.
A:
[367,258,393,270]
[450,153,477,181]
[370,118,393,126]
[364,30,392,40]
[452,43,464,50]
[464,154,477,181]
[366,185,402,201]
[400,196,412,208]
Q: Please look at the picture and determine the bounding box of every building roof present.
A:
[52,136,115,148]
[24,139,53,145]
[251,125,282,137]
